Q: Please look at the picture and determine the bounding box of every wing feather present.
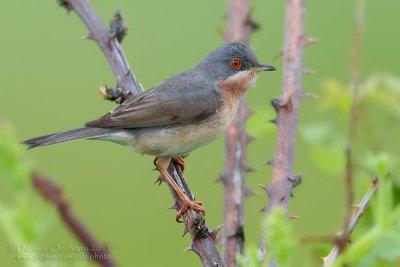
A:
[85,71,223,128]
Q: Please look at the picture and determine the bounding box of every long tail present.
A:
[23,127,121,149]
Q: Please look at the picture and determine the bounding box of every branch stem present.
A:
[222,0,254,266]
[32,173,116,267]
[58,0,222,265]
[343,0,366,232]
[262,0,307,265]
[323,178,379,267]
[66,0,141,94]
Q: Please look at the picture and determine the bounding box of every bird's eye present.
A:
[230,58,243,70]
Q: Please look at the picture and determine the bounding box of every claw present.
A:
[155,157,205,223]
[172,156,185,171]
[175,200,205,223]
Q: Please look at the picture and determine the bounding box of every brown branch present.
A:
[60,0,141,94]
[221,0,256,266]
[265,0,306,211]
[260,0,308,265]
[323,178,379,267]
[56,0,222,265]
[32,173,116,267]
[165,163,223,267]
[343,0,366,234]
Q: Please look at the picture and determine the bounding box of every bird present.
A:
[23,41,275,220]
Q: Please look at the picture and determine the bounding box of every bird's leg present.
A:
[154,157,205,222]
[172,156,185,171]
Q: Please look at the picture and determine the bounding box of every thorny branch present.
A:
[323,178,379,267]
[56,0,222,266]
[260,0,309,265]
[343,0,366,235]
[32,173,116,267]
[59,0,141,95]
[221,0,258,266]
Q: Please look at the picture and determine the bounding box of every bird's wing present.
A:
[85,72,223,128]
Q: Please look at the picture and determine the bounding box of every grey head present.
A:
[195,41,275,81]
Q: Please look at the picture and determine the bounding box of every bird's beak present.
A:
[250,64,276,72]
[261,64,276,71]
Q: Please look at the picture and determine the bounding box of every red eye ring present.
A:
[230,58,242,70]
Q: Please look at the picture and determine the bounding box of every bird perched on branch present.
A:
[23,42,275,220]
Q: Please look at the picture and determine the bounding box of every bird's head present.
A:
[196,42,275,96]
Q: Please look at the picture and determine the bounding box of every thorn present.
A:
[288,174,303,187]
[183,245,194,253]
[242,133,254,145]
[269,118,278,125]
[182,225,189,237]
[303,68,315,75]
[299,90,318,100]
[153,175,164,185]
[248,19,261,31]
[289,214,299,219]
[168,202,179,210]
[372,177,379,186]
[81,33,94,40]
[109,10,128,43]
[99,85,109,99]
[259,206,267,213]
[257,183,268,192]
[246,107,255,117]
[242,163,255,173]
[270,93,293,113]
[303,36,319,47]
[270,98,281,112]
[217,28,225,39]
[265,159,274,166]
[213,175,223,184]
[209,225,223,241]
[246,16,260,32]
[217,173,226,184]
[244,186,256,198]
[58,0,72,12]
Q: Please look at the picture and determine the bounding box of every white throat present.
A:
[225,70,259,91]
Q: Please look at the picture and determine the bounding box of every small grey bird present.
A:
[24,42,275,219]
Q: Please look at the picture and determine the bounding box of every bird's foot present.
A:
[172,156,185,171]
[176,198,205,223]
[154,157,205,222]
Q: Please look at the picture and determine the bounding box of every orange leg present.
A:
[155,157,205,222]
[172,156,186,171]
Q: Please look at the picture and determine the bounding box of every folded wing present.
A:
[85,71,223,129]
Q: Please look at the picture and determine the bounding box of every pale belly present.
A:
[103,104,238,157]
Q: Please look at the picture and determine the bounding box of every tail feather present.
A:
[23,127,121,149]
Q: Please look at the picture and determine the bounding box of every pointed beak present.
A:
[250,64,276,72]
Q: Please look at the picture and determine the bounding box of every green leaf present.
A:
[0,123,31,191]
[300,122,345,174]
[374,227,400,261]
[319,79,351,115]
[264,207,295,267]
[237,246,261,267]
[359,152,395,178]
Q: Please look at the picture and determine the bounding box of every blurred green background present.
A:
[1,0,400,266]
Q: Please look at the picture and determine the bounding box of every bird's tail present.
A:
[23,127,121,149]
